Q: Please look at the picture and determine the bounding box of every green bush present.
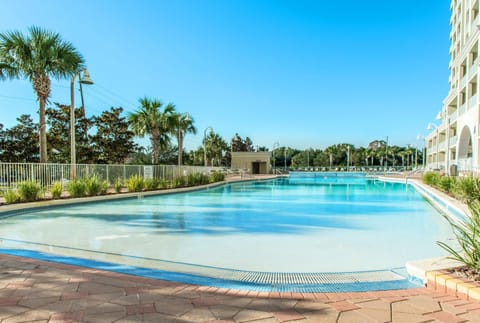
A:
[3,189,21,204]
[17,181,43,202]
[438,176,457,193]
[51,181,63,199]
[209,171,225,183]
[126,175,144,192]
[68,179,86,198]
[84,175,103,196]
[437,201,480,271]
[423,171,441,187]
[100,180,109,195]
[455,177,480,203]
[144,178,158,190]
[187,172,209,186]
[172,176,186,188]
[114,178,123,193]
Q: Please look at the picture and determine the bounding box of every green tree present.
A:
[170,112,197,165]
[92,107,136,163]
[205,132,228,166]
[46,103,94,164]
[0,115,39,162]
[0,26,85,162]
[128,97,175,164]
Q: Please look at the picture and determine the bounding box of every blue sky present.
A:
[0,0,451,151]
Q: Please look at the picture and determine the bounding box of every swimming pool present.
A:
[0,174,455,291]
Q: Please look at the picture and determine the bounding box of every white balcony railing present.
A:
[469,61,478,79]
[448,110,457,122]
[449,135,457,146]
[460,75,467,89]
[469,93,478,109]
[459,103,466,115]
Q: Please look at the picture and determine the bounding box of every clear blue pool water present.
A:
[0,174,453,276]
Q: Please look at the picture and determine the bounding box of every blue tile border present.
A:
[0,248,420,293]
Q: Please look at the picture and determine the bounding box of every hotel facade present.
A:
[426,0,479,174]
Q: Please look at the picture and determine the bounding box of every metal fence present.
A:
[0,163,224,191]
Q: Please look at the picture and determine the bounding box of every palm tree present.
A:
[128,97,175,164]
[171,112,197,166]
[0,26,85,162]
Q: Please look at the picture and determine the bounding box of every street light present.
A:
[203,126,213,167]
[70,68,93,178]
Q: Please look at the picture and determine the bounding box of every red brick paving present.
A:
[0,253,479,322]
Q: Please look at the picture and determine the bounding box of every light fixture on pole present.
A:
[70,68,93,178]
[203,126,213,167]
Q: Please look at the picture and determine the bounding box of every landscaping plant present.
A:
[51,181,63,199]
[68,179,86,198]
[126,174,144,192]
[17,181,43,202]
[3,189,21,204]
[437,201,480,271]
[114,178,123,193]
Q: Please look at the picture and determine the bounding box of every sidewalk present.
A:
[1,253,479,322]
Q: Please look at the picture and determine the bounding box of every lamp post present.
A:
[203,126,213,167]
[70,69,93,178]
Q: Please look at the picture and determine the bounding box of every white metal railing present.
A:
[459,103,466,115]
[469,60,478,79]
[449,135,457,146]
[448,110,457,122]
[457,157,473,172]
[468,93,478,109]
[0,163,224,191]
[460,75,467,89]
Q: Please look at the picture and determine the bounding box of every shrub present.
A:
[84,175,103,196]
[438,176,457,194]
[51,181,63,199]
[144,178,157,191]
[68,179,86,198]
[209,171,225,183]
[455,177,480,203]
[172,176,186,188]
[100,180,109,195]
[3,189,21,204]
[437,201,480,271]
[187,172,209,186]
[17,181,43,202]
[114,178,123,193]
[126,175,144,192]
[423,171,441,187]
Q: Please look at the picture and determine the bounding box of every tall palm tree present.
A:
[170,112,197,166]
[0,26,85,163]
[128,97,175,164]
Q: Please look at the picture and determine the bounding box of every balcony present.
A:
[449,135,457,146]
[460,75,467,89]
[459,103,466,115]
[448,110,457,123]
[437,141,446,151]
[469,93,478,109]
[469,61,478,79]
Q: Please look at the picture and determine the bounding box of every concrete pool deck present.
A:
[1,253,480,322]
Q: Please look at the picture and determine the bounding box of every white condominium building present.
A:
[426,0,479,174]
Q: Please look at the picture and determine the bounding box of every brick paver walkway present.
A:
[0,254,479,322]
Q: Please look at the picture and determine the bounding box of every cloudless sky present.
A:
[0,0,451,151]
